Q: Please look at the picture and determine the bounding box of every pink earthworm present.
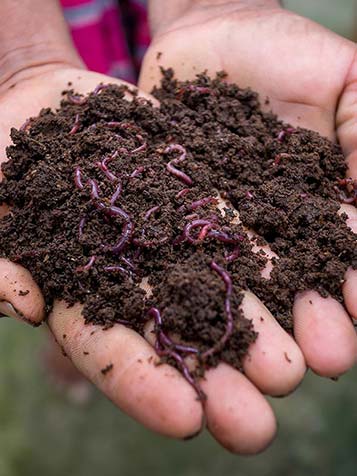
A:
[69,114,81,135]
[201,262,234,359]
[165,144,193,186]
[76,256,96,273]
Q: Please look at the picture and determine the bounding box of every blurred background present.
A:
[1,1,357,475]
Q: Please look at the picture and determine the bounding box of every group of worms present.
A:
[29,85,357,401]
[64,85,255,400]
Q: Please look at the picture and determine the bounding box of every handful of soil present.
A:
[0,70,355,398]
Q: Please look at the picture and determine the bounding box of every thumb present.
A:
[0,258,45,326]
[337,52,357,179]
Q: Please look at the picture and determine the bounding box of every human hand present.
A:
[0,59,293,455]
[0,0,293,456]
[138,0,357,449]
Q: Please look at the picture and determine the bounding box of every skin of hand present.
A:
[137,0,357,451]
[0,0,355,456]
[0,0,284,455]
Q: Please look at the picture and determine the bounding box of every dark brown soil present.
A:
[0,70,355,391]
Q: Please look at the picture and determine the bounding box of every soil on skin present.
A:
[0,70,355,379]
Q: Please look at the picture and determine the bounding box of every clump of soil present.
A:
[0,70,355,396]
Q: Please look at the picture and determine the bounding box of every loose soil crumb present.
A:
[18,290,29,296]
[0,70,355,391]
[101,363,114,375]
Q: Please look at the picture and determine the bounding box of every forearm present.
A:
[0,0,82,89]
[148,0,282,36]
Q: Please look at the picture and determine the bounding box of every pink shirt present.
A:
[61,0,150,83]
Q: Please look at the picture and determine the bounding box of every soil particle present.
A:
[101,363,114,375]
[0,69,355,388]
[18,290,29,296]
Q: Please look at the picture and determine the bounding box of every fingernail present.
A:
[0,300,21,319]
[0,300,40,327]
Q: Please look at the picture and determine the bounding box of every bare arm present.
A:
[0,0,82,92]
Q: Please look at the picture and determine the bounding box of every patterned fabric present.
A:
[61,0,149,83]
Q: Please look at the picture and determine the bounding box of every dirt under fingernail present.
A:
[0,70,355,397]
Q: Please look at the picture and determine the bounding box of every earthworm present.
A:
[121,256,135,270]
[339,192,356,204]
[78,217,86,237]
[176,188,191,199]
[225,246,241,262]
[179,197,218,213]
[201,262,234,359]
[76,256,96,273]
[277,127,295,142]
[93,84,110,95]
[183,219,216,244]
[159,332,199,355]
[20,118,32,132]
[148,308,198,354]
[144,206,160,221]
[104,265,130,276]
[74,167,84,189]
[105,205,134,254]
[177,85,213,97]
[105,121,122,128]
[155,342,206,401]
[96,155,119,182]
[338,178,356,187]
[197,223,215,241]
[110,181,123,205]
[130,166,145,178]
[132,236,169,248]
[74,170,132,253]
[184,213,199,221]
[334,185,357,204]
[69,114,80,135]
[87,179,105,209]
[336,178,357,204]
[131,134,147,154]
[131,143,147,154]
[67,93,87,105]
[165,144,193,186]
[147,307,205,401]
[207,229,243,245]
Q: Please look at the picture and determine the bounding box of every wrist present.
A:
[0,0,83,93]
[0,44,83,93]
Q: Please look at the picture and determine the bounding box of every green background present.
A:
[1,1,357,475]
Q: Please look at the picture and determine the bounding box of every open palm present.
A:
[0,66,289,456]
[138,1,357,449]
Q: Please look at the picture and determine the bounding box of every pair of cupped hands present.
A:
[0,3,356,454]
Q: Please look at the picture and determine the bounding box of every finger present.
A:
[293,291,357,377]
[48,301,203,439]
[339,204,357,319]
[201,363,277,454]
[0,258,45,325]
[339,203,357,234]
[344,268,357,320]
[242,291,306,396]
[336,60,357,178]
[143,295,279,452]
